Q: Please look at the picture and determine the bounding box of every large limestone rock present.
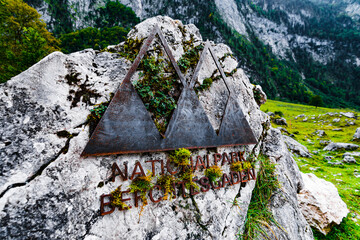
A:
[0,16,312,239]
[283,135,311,158]
[323,142,359,151]
[298,173,349,235]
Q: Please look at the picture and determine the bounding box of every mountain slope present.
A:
[25,0,360,109]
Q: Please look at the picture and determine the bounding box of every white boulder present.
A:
[340,112,356,119]
[323,142,359,151]
[353,128,360,141]
[298,173,349,235]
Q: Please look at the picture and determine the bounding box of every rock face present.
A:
[354,127,360,141]
[298,173,349,235]
[283,135,311,158]
[323,142,359,151]
[0,16,314,239]
[261,129,313,240]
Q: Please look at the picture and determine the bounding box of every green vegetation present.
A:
[204,165,223,183]
[157,174,176,200]
[92,0,139,29]
[134,55,181,135]
[59,0,139,53]
[230,162,244,172]
[118,37,144,62]
[0,0,59,83]
[240,155,280,239]
[261,100,360,239]
[59,26,128,53]
[86,96,112,136]
[1,0,139,83]
[169,148,198,190]
[129,174,154,195]
[129,172,154,214]
[41,0,73,35]
[309,95,324,108]
[110,185,130,210]
[230,161,253,172]
[169,148,191,166]
[177,41,204,73]
[194,77,213,93]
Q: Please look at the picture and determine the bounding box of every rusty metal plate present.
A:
[81,25,257,157]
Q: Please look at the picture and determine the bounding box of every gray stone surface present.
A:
[353,128,360,141]
[298,173,349,235]
[343,156,357,164]
[340,112,356,119]
[261,129,314,240]
[253,84,267,106]
[327,161,344,166]
[0,16,314,240]
[274,117,288,126]
[324,156,333,161]
[0,17,260,240]
[313,130,326,137]
[343,152,360,157]
[283,135,311,158]
[323,142,359,151]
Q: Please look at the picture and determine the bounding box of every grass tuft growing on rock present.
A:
[110,185,130,210]
[169,148,191,166]
[240,155,280,240]
[205,165,223,183]
[157,174,176,200]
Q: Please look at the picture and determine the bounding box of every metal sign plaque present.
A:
[81,25,257,157]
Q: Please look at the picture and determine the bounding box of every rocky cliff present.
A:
[0,16,313,239]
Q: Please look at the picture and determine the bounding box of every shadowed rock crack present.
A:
[0,133,78,199]
[189,195,213,239]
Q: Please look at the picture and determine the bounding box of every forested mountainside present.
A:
[18,0,360,109]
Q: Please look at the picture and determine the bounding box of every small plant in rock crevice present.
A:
[110,185,130,210]
[169,148,198,191]
[230,161,244,172]
[86,93,113,136]
[129,172,154,216]
[205,165,223,183]
[157,174,176,200]
[118,37,144,62]
[169,148,191,166]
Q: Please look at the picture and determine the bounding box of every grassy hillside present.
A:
[261,100,360,239]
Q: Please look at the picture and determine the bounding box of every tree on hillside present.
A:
[0,0,59,83]
[60,26,129,53]
[59,1,140,53]
[309,95,324,108]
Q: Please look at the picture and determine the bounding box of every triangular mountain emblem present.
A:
[81,25,257,157]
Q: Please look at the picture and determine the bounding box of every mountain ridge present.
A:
[25,0,360,110]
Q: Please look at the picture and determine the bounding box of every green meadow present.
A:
[261,100,360,239]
